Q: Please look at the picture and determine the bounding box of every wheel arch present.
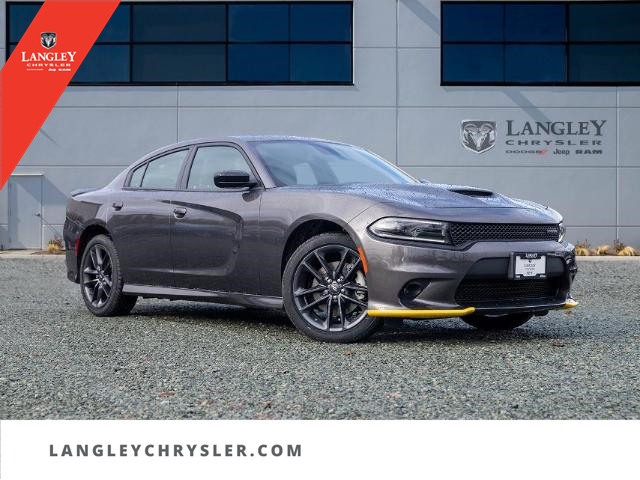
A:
[281,215,360,278]
[77,222,111,272]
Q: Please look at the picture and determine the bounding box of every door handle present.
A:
[173,207,187,219]
[112,201,123,211]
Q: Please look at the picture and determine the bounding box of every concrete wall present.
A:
[1,0,639,249]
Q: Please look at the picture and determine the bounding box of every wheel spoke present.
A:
[83,278,99,286]
[325,296,334,329]
[337,296,345,328]
[314,250,333,279]
[342,293,367,309]
[95,247,104,267]
[84,267,98,275]
[102,255,111,273]
[335,247,348,277]
[294,285,326,297]
[343,283,367,293]
[343,258,362,282]
[90,249,99,269]
[300,294,330,311]
[301,261,325,283]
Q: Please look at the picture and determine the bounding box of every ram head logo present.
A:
[461,120,496,154]
[41,32,57,49]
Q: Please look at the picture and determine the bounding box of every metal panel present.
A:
[7,175,43,249]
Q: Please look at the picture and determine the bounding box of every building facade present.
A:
[1,0,639,249]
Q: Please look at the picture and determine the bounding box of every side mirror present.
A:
[213,170,257,189]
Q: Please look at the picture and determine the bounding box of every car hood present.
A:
[283,183,550,210]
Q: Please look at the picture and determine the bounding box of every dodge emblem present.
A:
[41,32,57,49]
[461,120,496,154]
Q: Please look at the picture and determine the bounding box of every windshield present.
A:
[250,140,417,187]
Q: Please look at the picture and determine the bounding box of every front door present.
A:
[171,144,262,294]
[7,175,42,249]
[108,149,189,287]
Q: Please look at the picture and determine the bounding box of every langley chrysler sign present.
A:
[461,119,607,156]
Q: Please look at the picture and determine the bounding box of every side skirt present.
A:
[122,284,283,309]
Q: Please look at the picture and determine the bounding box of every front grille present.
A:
[455,278,561,306]
[448,223,559,246]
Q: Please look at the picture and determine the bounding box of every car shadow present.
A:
[125,301,576,344]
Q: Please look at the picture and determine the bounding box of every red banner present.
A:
[0,0,120,190]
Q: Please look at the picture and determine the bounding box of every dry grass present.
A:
[575,239,638,256]
[47,238,63,254]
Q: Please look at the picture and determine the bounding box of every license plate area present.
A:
[511,252,547,280]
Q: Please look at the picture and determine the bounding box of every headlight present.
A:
[368,217,450,244]
[558,221,566,242]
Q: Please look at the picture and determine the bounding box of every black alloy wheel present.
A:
[283,233,383,342]
[80,234,137,316]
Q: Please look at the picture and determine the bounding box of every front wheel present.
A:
[462,312,533,331]
[80,234,137,316]
[282,233,383,343]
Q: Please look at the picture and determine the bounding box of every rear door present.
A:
[171,143,262,294]
[108,148,190,287]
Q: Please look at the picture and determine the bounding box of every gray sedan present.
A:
[64,136,577,342]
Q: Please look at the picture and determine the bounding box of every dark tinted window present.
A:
[506,45,566,83]
[442,45,504,83]
[141,150,189,190]
[133,4,226,42]
[8,3,41,43]
[133,45,226,83]
[8,2,353,85]
[229,4,289,42]
[442,3,503,42]
[97,5,131,42]
[291,45,352,83]
[73,45,130,83]
[505,4,566,42]
[570,3,640,41]
[229,45,289,82]
[187,147,251,191]
[442,1,640,85]
[291,3,352,41]
[570,45,640,83]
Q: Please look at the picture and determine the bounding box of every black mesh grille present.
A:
[455,278,561,306]
[449,223,560,246]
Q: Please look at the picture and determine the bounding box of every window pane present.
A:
[291,3,352,42]
[570,45,640,83]
[141,150,188,190]
[442,44,504,83]
[229,4,289,42]
[229,44,289,82]
[129,164,147,188]
[506,4,566,42]
[570,3,640,41]
[133,45,225,83]
[133,4,226,42]
[187,147,251,191]
[506,45,566,83]
[291,44,351,83]
[9,4,42,43]
[442,3,503,42]
[97,5,130,42]
[72,45,130,83]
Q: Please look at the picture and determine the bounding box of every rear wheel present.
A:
[283,233,383,342]
[80,235,137,316]
[462,312,533,331]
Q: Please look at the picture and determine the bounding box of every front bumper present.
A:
[359,232,577,318]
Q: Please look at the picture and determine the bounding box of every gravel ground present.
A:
[1,257,639,419]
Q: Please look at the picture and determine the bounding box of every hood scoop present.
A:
[431,183,494,198]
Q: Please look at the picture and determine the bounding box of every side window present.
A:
[140,150,188,190]
[129,163,147,188]
[187,146,252,191]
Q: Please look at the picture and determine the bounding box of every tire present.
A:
[80,234,137,317]
[282,233,383,343]
[462,312,533,331]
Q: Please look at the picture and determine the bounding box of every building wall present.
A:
[1,0,639,249]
